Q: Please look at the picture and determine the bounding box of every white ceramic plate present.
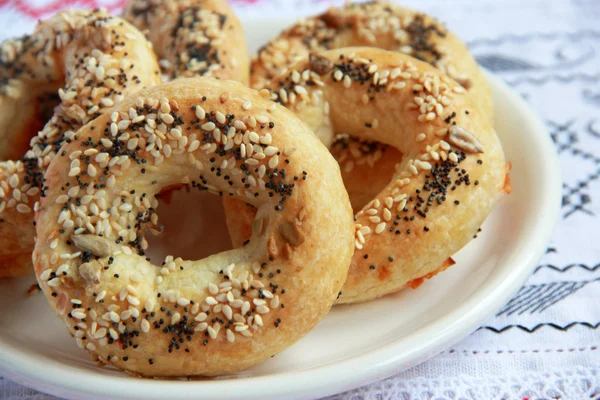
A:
[0,16,561,400]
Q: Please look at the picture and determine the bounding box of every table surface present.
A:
[0,0,599,399]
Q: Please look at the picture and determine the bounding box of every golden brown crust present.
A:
[224,200,256,250]
[251,1,492,118]
[224,48,506,304]
[246,2,496,258]
[123,0,250,84]
[0,9,161,277]
[504,161,513,194]
[33,77,353,376]
[406,257,455,289]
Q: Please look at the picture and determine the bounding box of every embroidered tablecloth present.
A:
[0,0,598,399]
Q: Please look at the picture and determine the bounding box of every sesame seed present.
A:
[268,155,279,169]
[195,312,207,322]
[177,298,190,307]
[93,328,107,339]
[226,291,235,302]
[47,277,61,287]
[343,74,352,88]
[226,329,235,343]
[208,327,217,339]
[95,291,106,302]
[162,114,175,124]
[7,174,19,189]
[16,204,31,213]
[256,115,268,124]
[383,208,392,221]
[223,305,233,320]
[40,269,51,280]
[100,98,114,107]
[420,161,432,170]
[127,295,140,306]
[359,226,371,235]
[195,322,208,332]
[256,305,270,314]
[393,194,407,202]
[117,120,131,130]
[294,85,308,96]
[205,296,218,305]
[249,132,260,143]
[195,106,206,120]
[215,111,226,124]
[369,216,381,224]
[188,140,200,152]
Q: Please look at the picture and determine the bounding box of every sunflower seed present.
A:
[252,216,266,236]
[71,234,113,257]
[79,261,101,284]
[279,221,305,246]
[448,125,484,153]
[309,53,333,75]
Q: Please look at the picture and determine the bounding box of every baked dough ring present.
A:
[123,0,249,84]
[0,9,161,277]
[251,1,492,213]
[33,77,353,376]
[224,48,506,304]
[251,1,491,117]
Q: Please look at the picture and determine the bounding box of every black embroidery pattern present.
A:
[505,73,600,86]
[546,120,600,218]
[467,30,600,47]
[497,278,600,316]
[534,263,600,274]
[467,30,600,336]
[479,321,600,334]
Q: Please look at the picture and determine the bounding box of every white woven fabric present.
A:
[0,0,599,399]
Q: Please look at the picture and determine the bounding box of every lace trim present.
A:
[328,368,600,400]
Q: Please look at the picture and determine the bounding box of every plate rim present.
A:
[0,71,562,400]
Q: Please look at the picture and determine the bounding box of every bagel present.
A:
[33,77,353,376]
[0,9,161,277]
[250,1,492,215]
[224,48,507,304]
[251,1,491,118]
[123,0,250,84]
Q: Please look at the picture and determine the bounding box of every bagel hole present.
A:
[144,187,233,264]
[330,135,403,214]
[3,92,60,161]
